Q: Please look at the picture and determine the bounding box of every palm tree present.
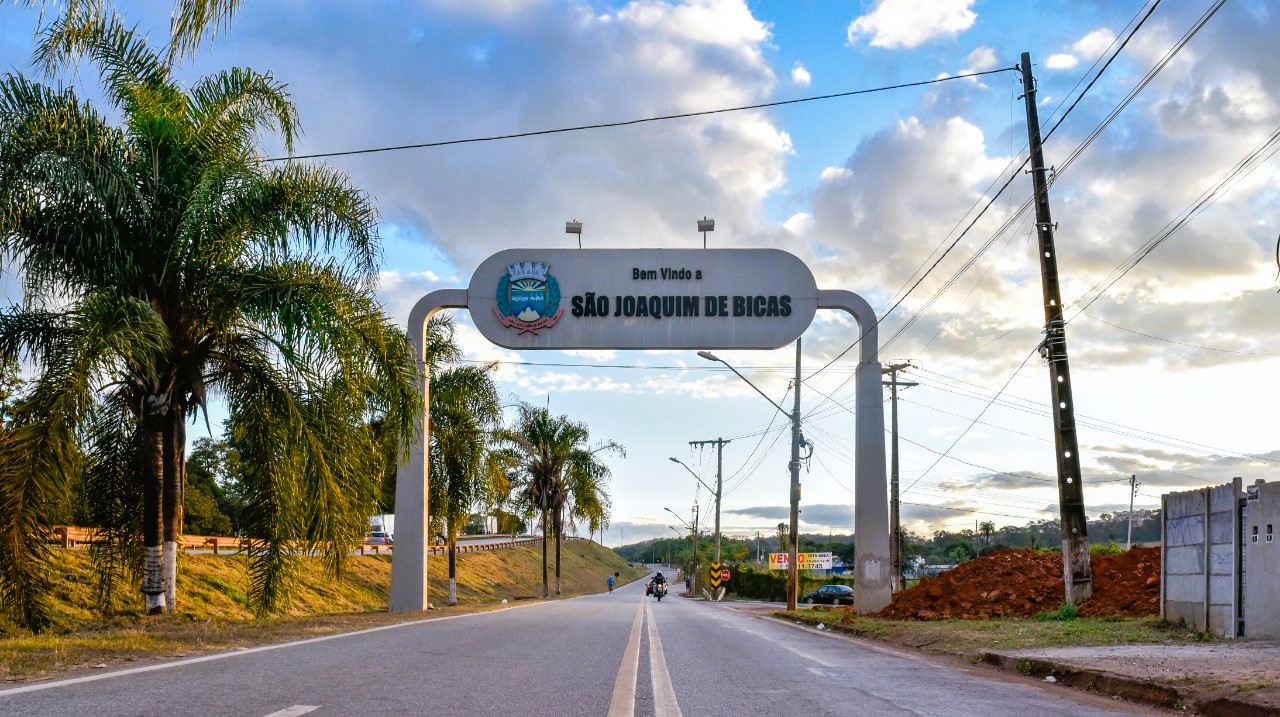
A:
[0,11,419,629]
[428,364,508,606]
[496,404,622,597]
[21,0,244,64]
[979,521,996,549]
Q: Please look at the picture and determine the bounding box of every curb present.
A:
[979,652,1280,716]
[978,652,1181,708]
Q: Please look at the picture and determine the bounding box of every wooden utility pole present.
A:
[1020,51,1092,603]
[689,437,732,563]
[882,362,917,592]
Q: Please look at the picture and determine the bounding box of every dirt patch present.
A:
[876,547,1160,620]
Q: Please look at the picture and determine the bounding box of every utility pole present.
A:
[787,338,802,612]
[757,531,761,562]
[692,503,701,595]
[883,362,917,592]
[1127,475,1140,550]
[689,437,731,563]
[1020,51,1092,604]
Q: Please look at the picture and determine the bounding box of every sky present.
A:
[3,0,1279,547]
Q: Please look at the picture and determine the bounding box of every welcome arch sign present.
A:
[390,248,890,613]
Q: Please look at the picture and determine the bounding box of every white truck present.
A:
[369,514,394,537]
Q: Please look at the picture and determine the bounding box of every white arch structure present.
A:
[388,277,890,614]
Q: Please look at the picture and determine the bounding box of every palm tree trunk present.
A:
[447,524,458,606]
[541,510,549,599]
[162,411,185,613]
[140,417,166,615]
[554,506,562,596]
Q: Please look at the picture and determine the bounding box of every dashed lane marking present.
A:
[262,706,318,717]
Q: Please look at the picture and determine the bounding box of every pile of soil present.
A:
[1079,546,1161,618]
[876,547,1160,620]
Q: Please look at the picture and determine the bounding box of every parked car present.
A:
[366,531,393,545]
[800,584,854,605]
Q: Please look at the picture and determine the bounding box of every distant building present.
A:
[1112,509,1156,523]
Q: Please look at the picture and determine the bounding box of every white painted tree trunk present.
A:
[143,545,167,614]
[163,541,178,613]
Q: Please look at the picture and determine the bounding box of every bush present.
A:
[728,566,854,602]
[1089,541,1125,556]
[1035,601,1080,621]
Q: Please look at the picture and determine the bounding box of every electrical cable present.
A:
[901,346,1040,495]
[803,1,1167,391]
[1078,312,1280,357]
[265,68,1017,162]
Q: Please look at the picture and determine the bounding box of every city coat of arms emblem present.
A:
[494,261,563,335]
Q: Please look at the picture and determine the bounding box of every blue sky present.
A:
[3,0,1279,546]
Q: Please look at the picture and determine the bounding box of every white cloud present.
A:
[187,0,785,273]
[782,212,812,236]
[819,166,852,182]
[790,61,812,87]
[847,0,977,50]
[1072,27,1117,60]
[961,46,997,73]
[1045,53,1078,70]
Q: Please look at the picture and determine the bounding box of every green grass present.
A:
[776,607,1208,656]
[0,540,643,681]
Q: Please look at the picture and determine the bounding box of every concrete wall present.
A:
[1161,478,1241,638]
[1243,480,1280,638]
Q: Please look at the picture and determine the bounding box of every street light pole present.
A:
[698,341,804,611]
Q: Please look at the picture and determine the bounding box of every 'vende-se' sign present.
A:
[468,249,818,350]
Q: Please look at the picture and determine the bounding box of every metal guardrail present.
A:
[49,527,570,557]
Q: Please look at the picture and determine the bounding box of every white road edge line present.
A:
[607,597,647,717]
[645,598,682,717]
[0,595,588,698]
[261,706,319,717]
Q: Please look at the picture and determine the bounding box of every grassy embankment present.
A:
[1,540,643,681]
[777,606,1209,656]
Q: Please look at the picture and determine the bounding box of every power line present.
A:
[901,346,1040,495]
[1068,122,1280,316]
[1079,312,1280,357]
[266,68,1016,162]
[910,367,1280,470]
[804,4,1165,390]
[459,358,856,373]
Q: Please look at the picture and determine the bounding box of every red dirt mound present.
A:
[875,547,1160,620]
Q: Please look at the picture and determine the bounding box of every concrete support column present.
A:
[389,289,468,613]
[817,290,890,614]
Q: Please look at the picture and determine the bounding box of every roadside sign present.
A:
[720,568,731,582]
[768,552,833,570]
[708,561,724,589]
[469,249,819,350]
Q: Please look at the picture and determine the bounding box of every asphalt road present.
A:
[0,569,1159,717]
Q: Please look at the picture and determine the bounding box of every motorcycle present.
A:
[652,580,667,601]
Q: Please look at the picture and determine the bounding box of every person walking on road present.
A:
[607,574,615,592]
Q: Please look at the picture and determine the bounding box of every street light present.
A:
[697,217,714,248]
[665,506,701,595]
[699,342,805,611]
[565,219,582,249]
